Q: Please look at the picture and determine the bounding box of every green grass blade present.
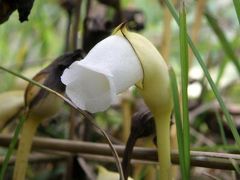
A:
[232,0,240,25]
[215,58,227,87]
[215,112,227,145]
[169,67,187,179]
[0,116,26,180]
[164,0,240,147]
[179,1,190,179]
[186,38,240,147]
[205,11,240,75]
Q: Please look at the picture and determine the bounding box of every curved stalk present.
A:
[155,115,171,180]
[122,132,137,179]
[13,116,42,180]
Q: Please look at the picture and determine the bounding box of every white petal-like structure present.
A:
[61,35,143,113]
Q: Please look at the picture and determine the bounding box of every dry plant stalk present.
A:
[160,5,173,62]
[71,0,82,50]
[189,0,207,66]
[0,134,239,170]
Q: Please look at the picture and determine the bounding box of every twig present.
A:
[64,5,73,52]
[0,153,66,165]
[67,0,82,178]
[71,0,82,49]
[202,172,221,180]
[65,109,78,180]
[0,135,239,170]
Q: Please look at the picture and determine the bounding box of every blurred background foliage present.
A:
[0,0,240,179]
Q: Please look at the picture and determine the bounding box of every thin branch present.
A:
[0,153,66,165]
[65,109,78,180]
[0,135,239,170]
[71,0,82,49]
[202,172,221,180]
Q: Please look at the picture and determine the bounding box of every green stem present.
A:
[155,115,171,180]
[169,67,187,178]
[0,116,26,180]
[13,116,42,180]
[179,1,190,178]
[233,0,240,26]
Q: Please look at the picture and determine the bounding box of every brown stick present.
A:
[189,0,207,66]
[0,153,65,165]
[0,135,239,170]
[71,0,82,50]
[160,4,173,62]
[65,109,79,180]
